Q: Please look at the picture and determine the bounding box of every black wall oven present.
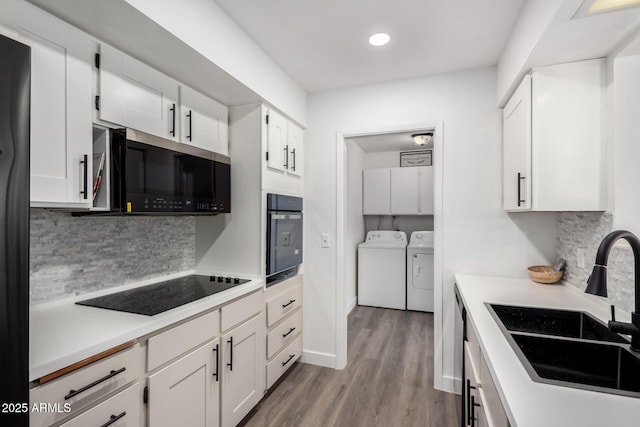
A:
[266,193,303,285]
[110,128,230,214]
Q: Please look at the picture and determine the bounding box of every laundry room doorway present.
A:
[334,122,444,373]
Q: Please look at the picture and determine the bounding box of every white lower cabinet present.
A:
[148,339,220,427]
[59,383,141,427]
[219,290,266,427]
[264,275,303,389]
[30,344,142,427]
[463,317,508,427]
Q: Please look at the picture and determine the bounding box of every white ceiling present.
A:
[213,0,526,93]
[349,130,434,154]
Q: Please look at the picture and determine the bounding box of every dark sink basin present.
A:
[489,304,628,344]
[486,303,639,398]
[512,334,640,397]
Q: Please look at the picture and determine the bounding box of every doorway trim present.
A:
[335,121,445,390]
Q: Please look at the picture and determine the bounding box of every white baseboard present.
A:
[346,297,357,314]
[436,374,460,394]
[300,350,336,369]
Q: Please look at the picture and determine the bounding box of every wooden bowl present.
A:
[527,265,564,284]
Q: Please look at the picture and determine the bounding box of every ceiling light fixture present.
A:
[588,0,640,13]
[411,132,433,146]
[369,33,390,47]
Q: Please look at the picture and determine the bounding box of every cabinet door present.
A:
[266,109,287,172]
[180,85,228,155]
[19,26,92,206]
[221,313,265,427]
[287,122,303,177]
[418,166,434,214]
[148,339,220,427]
[503,75,531,211]
[99,43,179,141]
[391,167,420,214]
[363,169,391,214]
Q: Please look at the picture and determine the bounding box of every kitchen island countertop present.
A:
[29,271,263,382]
[455,274,640,427]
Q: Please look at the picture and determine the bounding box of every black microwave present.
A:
[109,128,230,214]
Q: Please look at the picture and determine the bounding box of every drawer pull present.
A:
[466,379,476,425]
[282,354,296,367]
[100,411,126,427]
[282,299,296,308]
[212,343,219,381]
[470,394,481,427]
[282,327,296,338]
[227,337,234,371]
[64,367,126,400]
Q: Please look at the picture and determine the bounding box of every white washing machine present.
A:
[357,231,407,310]
[407,231,434,312]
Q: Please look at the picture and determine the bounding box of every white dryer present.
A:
[407,231,434,312]
[357,231,407,310]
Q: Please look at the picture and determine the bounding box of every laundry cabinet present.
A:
[503,59,606,212]
[363,166,433,215]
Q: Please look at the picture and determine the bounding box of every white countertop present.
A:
[455,274,640,427]
[29,272,264,382]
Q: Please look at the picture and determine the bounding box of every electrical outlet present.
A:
[321,233,330,248]
[577,247,585,268]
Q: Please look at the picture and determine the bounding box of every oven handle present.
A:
[271,214,302,220]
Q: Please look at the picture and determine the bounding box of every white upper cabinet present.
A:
[391,167,420,214]
[503,59,606,212]
[263,107,304,194]
[180,85,228,156]
[363,168,391,215]
[266,109,287,172]
[364,166,433,215]
[287,122,304,177]
[503,75,532,211]
[0,5,94,207]
[98,43,179,142]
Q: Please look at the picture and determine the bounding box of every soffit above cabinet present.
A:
[24,0,306,126]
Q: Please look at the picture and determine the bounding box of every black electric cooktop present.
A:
[76,275,251,316]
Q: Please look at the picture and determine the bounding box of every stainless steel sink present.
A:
[490,304,628,344]
[486,303,640,398]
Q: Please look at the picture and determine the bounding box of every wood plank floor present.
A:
[240,306,461,427]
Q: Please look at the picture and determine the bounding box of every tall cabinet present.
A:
[503,59,606,212]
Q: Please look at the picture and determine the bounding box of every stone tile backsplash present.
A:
[557,212,635,313]
[30,209,195,305]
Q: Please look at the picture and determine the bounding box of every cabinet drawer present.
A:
[266,335,302,389]
[466,317,481,376]
[266,284,302,327]
[480,353,509,427]
[267,308,302,359]
[148,310,219,371]
[221,290,263,332]
[60,383,141,427]
[30,344,141,427]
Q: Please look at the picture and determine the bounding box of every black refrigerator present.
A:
[0,33,30,427]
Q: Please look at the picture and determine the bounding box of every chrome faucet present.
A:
[585,230,640,352]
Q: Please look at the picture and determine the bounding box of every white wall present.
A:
[124,0,307,125]
[345,142,366,313]
[496,0,563,105]
[304,67,558,389]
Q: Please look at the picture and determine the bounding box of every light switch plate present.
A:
[577,247,585,268]
[321,233,330,248]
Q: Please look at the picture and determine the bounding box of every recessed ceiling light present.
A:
[588,0,640,13]
[369,33,390,47]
